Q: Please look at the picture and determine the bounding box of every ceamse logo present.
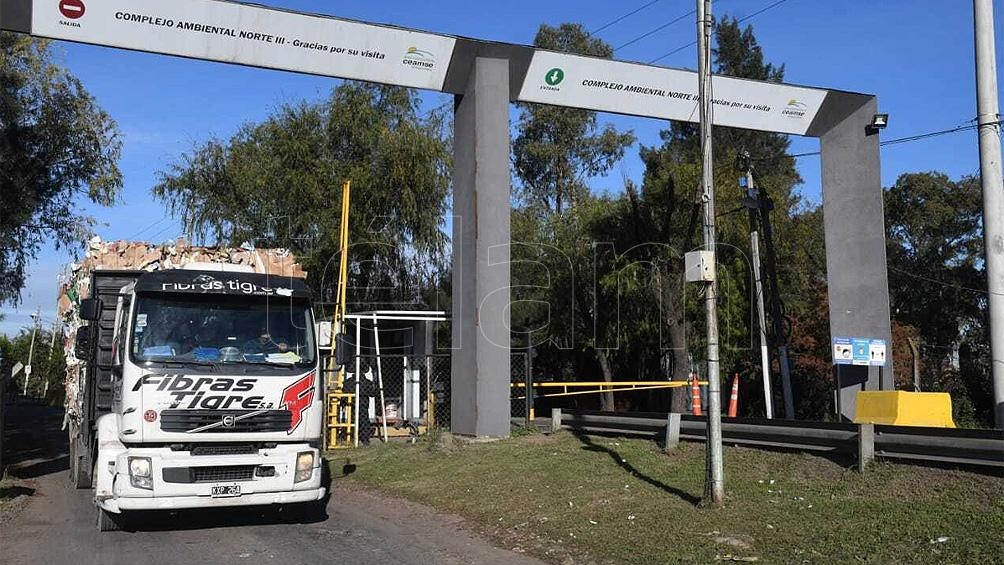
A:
[59,0,86,20]
[782,99,808,119]
[402,46,436,70]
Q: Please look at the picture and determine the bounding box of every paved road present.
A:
[0,403,542,565]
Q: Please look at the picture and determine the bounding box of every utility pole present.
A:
[44,321,58,400]
[48,321,57,357]
[697,0,724,506]
[23,308,40,396]
[741,166,774,419]
[974,0,1004,429]
[751,173,795,419]
[907,337,921,392]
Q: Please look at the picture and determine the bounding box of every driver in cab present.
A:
[242,327,300,363]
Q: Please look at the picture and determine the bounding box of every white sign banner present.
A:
[32,0,456,91]
[518,51,828,135]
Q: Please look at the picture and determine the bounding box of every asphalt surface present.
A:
[0,403,543,565]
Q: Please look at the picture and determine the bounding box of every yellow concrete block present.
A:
[854,391,956,428]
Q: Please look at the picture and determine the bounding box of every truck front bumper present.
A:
[97,444,325,514]
[108,486,325,512]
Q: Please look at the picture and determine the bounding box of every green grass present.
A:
[328,432,1004,564]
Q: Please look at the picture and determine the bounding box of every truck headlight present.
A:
[295,451,314,483]
[128,456,153,490]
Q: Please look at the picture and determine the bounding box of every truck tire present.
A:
[69,436,93,489]
[96,508,124,532]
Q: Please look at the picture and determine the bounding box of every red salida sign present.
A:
[59,0,85,19]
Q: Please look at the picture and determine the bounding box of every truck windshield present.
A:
[130,294,316,368]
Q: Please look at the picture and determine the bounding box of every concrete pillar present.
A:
[551,408,562,433]
[820,97,895,421]
[451,57,511,439]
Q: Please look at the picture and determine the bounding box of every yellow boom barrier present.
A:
[511,381,707,400]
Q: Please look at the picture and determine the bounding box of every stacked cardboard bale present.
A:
[58,237,306,435]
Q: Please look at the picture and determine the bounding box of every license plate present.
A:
[211,484,241,498]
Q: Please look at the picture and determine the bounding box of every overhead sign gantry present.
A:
[13,0,838,135]
[1,0,893,429]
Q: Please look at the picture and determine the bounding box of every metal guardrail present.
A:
[555,409,1004,471]
[873,424,1004,468]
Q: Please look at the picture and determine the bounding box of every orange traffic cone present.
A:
[727,373,740,417]
[690,373,703,416]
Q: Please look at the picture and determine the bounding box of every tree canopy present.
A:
[0,33,122,306]
[511,17,833,415]
[154,83,451,307]
[885,171,991,424]
[512,24,635,216]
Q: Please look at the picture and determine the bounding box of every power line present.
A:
[147,222,178,243]
[880,119,982,147]
[734,0,790,24]
[888,265,999,297]
[614,9,695,52]
[649,0,790,64]
[780,119,1000,160]
[590,0,665,36]
[127,216,170,241]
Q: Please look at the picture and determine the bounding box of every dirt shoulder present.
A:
[0,402,68,523]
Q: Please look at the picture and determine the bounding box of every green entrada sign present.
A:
[545,67,564,86]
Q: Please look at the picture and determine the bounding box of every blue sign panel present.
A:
[868,339,887,367]
[832,337,887,367]
[832,337,853,365]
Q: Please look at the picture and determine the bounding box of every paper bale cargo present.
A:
[57,237,306,439]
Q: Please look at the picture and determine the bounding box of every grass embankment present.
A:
[329,431,1003,564]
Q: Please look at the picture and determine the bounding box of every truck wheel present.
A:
[96,508,124,532]
[70,437,93,489]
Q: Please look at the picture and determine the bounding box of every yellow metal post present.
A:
[327,180,355,448]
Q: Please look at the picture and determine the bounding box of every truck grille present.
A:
[163,465,256,484]
[191,444,260,456]
[160,410,292,433]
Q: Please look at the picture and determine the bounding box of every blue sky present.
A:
[2,0,1003,336]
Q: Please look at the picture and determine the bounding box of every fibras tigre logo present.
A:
[58,0,85,23]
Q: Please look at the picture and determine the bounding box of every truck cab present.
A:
[79,267,325,530]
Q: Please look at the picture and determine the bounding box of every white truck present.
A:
[71,264,325,531]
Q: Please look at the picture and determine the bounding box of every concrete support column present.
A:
[451,57,511,438]
[820,97,894,421]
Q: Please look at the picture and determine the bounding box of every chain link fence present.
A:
[324,351,531,443]
[511,351,530,425]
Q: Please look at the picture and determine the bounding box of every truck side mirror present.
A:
[74,328,91,355]
[79,298,102,321]
[334,332,352,367]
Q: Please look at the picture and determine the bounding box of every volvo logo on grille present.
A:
[222,415,237,428]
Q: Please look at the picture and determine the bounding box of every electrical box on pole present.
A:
[684,251,716,283]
